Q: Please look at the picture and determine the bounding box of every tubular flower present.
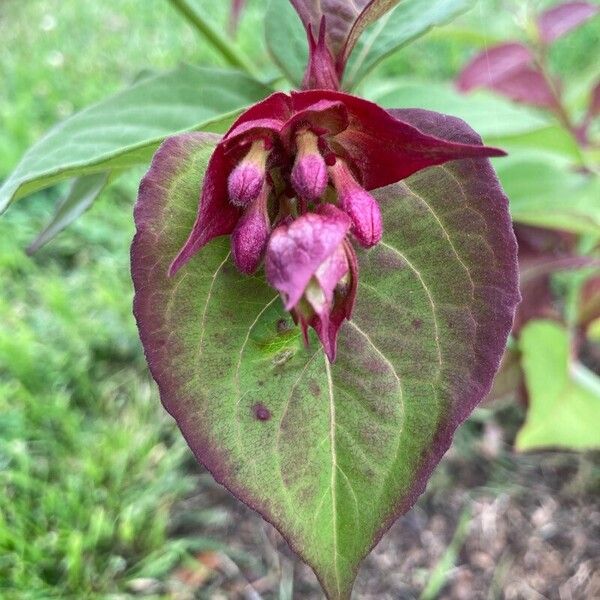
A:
[169,90,505,360]
[265,204,357,361]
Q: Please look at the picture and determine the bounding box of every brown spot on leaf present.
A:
[276,318,291,333]
[308,378,321,397]
[252,403,271,421]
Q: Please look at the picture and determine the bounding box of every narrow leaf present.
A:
[132,115,518,599]
[516,320,600,451]
[26,172,110,254]
[457,43,558,109]
[0,65,272,213]
[344,0,474,89]
[537,1,600,45]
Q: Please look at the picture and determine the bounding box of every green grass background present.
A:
[0,0,598,597]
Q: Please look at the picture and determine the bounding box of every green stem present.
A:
[167,0,260,77]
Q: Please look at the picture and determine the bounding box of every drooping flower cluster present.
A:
[169,90,504,360]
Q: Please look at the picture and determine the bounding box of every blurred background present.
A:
[0,1,599,598]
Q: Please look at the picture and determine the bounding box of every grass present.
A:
[1,0,598,597]
[0,1,270,594]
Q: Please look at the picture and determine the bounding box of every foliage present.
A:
[1,0,599,598]
[451,1,600,451]
[516,319,600,450]
[0,179,209,596]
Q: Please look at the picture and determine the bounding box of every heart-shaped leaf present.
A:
[132,115,518,598]
[0,65,271,213]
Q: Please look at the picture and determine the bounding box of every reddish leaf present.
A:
[537,1,600,44]
[132,111,519,598]
[171,90,505,277]
[513,225,595,333]
[457,43,558,109]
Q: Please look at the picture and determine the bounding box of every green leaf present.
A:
[132,131,518,599]
[370,80,583,159]
[0,65,272,213]
[344,0,474,90]
[265,0,308,87]
[266,1,476,91]
[26,172,110,254]
[495,155,600,235]
[516,320,600,451]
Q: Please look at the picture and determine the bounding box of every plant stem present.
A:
[167,0,260,78]
[533,44,586,147]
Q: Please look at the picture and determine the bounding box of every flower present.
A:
[165,1,512,361]
[265,204,357,361]
[167,88,504,360]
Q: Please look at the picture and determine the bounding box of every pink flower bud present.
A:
[227,139,268,207]
[329,159,383,248]
[265,205,355,362]
[231,184,271,274]
[291,129,328,201]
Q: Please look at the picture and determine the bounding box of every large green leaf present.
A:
[132,129,518,598]
[0,65,271,213]
[265,0,308,87]
[495,155,600,235]
[370,80,583,159]
[516,320,600,451]
[344,0,474,89]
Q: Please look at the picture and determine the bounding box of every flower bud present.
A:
[291,129,328,201]
[329,159,383,248]
[227,139,268,207]
[231,184,271,274]
[265,206,355,362]
[302,17,340,91]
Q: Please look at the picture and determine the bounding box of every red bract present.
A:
[291,0,401,86]
[169,89,505,360]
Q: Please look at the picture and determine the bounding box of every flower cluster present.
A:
[169,90,504,360]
